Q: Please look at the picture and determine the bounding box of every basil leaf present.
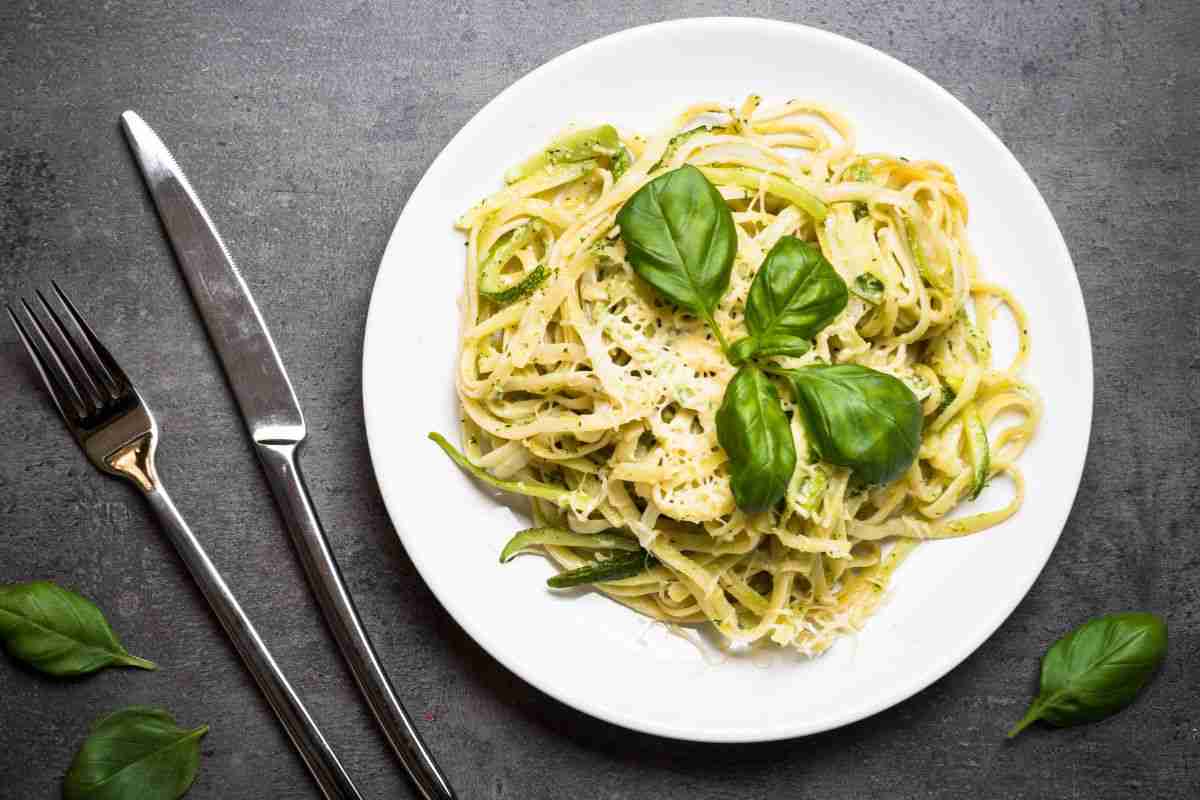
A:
[0,581,156,676]
[741,236,848,360]
[616,165,736,325]
[65,707,207,800]
[716,365,797,512]
[1008,613,1167,737]
[786,365,921,485]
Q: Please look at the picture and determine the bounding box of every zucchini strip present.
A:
[428,433,584,507]
[505,125,621,184]
[499,526,640,563]
[698,165,828,221]
[547,550,658,589]
[478,220,549,304]
[963,404,990,500]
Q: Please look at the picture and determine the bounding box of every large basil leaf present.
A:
[716,365,797,512]
[616,165,736,322]
[786,365,921,485]
[734,236,848,360]
[1008,613,1167,737]
[65,707,207,800]
[0,581,156,676]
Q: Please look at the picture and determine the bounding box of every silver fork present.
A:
[8,282,365,800]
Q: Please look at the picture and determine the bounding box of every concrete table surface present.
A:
[1,2,1196,798]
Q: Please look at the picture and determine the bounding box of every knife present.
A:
[121,111,456,800]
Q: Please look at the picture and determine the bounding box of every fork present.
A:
[8,282,365,800]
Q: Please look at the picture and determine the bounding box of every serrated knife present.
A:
[121,110,456,800]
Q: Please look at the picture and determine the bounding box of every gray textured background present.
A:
[1,1,1197,798]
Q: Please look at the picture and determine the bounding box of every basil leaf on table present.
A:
[616,164,737,349]
[716,365,797,512]
[731,236,848,361]
[0,581,156,676]
[65,706,208,800]
[786,365,921,485]
[1008,612,1167,737]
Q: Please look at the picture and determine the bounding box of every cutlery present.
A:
[120,111,456,800]
[7,283,364,800]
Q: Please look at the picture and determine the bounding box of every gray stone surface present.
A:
[1,1,1197,797]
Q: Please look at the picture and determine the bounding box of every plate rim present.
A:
[361,16,1094,742]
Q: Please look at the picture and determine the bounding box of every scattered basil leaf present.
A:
[0,581,156,677]
[740,236,847,360]
[716,365,797,512]
[616,165,737,337]
[1008,613,1167,737]
[65,706,207,800]
[547,550,657,588]
[852,272,886,305]
[786,365,921,485]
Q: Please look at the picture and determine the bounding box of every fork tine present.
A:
[50,280,133,396]
[7,304,86,422]
[21,296,104,414]
[38,285,121,402]
[34,288,111,407]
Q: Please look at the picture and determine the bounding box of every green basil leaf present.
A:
[743,236,848,358]
[65,707,207,800]
[1008,612,1167,737]
[716,365,797,512]
[0,581,156,676]
[616,164,736,321]
[786,365,921,485]
[728,336,767,365]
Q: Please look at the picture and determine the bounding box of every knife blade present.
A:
[120,111,304,445]
[122,111,456,800]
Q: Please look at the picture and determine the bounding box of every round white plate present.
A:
[362,18,1092,742]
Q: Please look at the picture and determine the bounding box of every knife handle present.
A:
[142,483,364,800]
[255,441,457,800]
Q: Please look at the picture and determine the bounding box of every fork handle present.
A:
[143,483,365,800]
[254,441,456,800]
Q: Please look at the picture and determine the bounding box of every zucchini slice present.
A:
[505,125,621,184]
[963,403,990,500]
[479,220,549,304]
[499,527,640,563]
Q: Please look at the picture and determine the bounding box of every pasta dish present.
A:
[431,96,1040,656]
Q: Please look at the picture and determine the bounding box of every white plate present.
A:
[362,18,1092,742]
